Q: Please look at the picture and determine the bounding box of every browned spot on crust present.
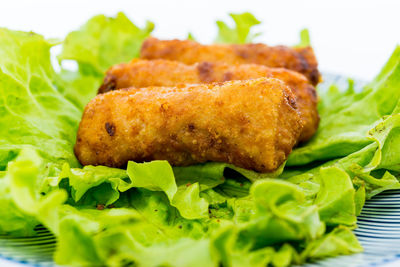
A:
[309,69,320,86]
[237,114,250,125]
[197,62,214,83]
[308,84,317,99]
[222,71,233,81]
[105,122,115,136]
[234,47,250,59]
[160,103,169,112]
[188,123,195,132]
[98,74,117,94]
[208,137,215,147]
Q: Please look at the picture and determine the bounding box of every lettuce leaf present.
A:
[288,46,400,166]
[284,109,400,201]
[5,148,363,267]
[0,29,81,169]
[0,178,38,236]
[56,12,154,110]
[58,12,154,75]
[127,161,210,219]
[245,179,325,245]
[57,163,128,206]
[187,32,196,41]
[294,29,311,48]
[301,226,362,260]
[366,113,400,172]
[1,149,67,236]
[55,69,101,110]
[210,178,360,267]
[215,12,261,44]
[312,167,356,226]
[4,149,215,266]
[53,160,280,220]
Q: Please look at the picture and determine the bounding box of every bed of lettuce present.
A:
[1,12,400,267]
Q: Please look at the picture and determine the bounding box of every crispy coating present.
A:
[98,59,319,141]
[75,78,303,173]
[140,37,321,85]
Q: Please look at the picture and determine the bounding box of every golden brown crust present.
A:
[99,59,319,141]
[75,78,303,172]
[140,37,321,86]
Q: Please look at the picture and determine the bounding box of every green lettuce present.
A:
[215,12,261,44]
[294,29,311,48]
[0,177,38,236]
[0,29,81,170]
[2,149,67,236]
[55,69,101,111]
[56,12,154,110]
[187,32,196,41]
[285,167,357,226]
[1,11,400,267]
[58,12,154,75]
[4,147,363,267]
[284,112,400,201]
[365,113,400,172]
[288,46,400,166]
[127,161,211,219]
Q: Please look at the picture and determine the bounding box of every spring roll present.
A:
[75,78,303,173]
[140,37,321,85]
[98,59,318,141]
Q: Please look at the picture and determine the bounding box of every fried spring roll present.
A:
[140,37,321,85]
[75,78,303,173]
[98,59,319,142]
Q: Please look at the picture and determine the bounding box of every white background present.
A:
[1,0,400,81]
